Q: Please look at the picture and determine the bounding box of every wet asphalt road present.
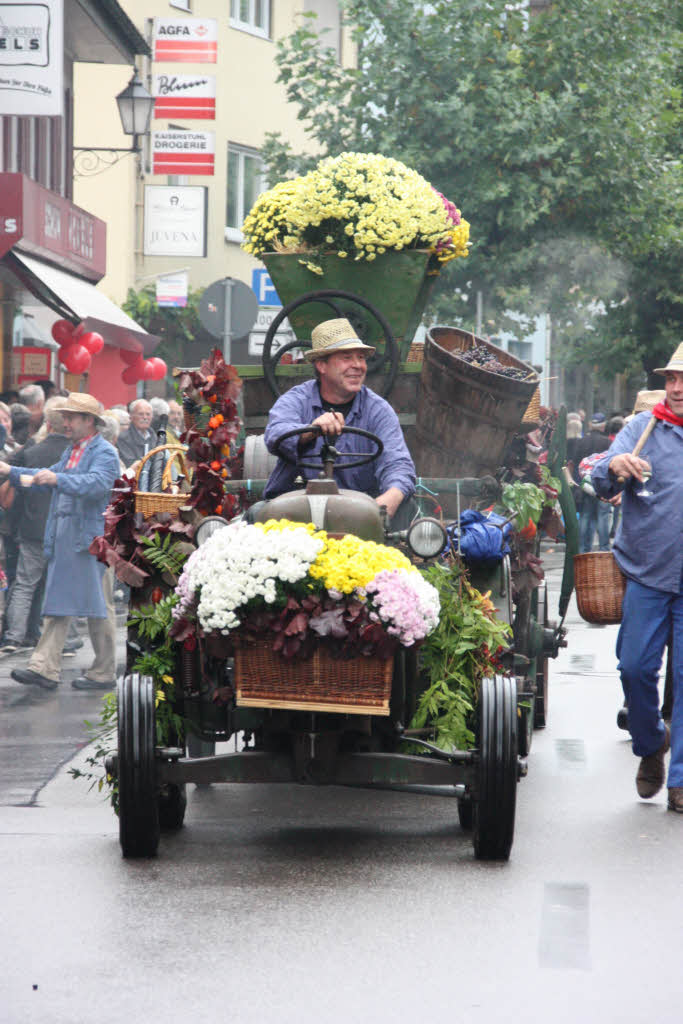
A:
[1,549,682,1024]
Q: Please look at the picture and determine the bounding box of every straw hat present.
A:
[632,389,665,415]
[60,392,105,424]
[653,343,683,375]
[304,318,376,363]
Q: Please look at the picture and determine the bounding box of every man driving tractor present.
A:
[263,318,416,521]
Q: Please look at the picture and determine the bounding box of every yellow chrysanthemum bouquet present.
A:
[242,152,469,271]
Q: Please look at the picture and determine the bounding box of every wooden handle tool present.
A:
[617,414,657,484]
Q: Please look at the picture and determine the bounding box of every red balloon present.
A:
[58,344,75,366]
[51,319,75,345]
[120,348,143,365]
[121,364,141,385]
[63,344,91,375]
[80,331,104,356]
[145,357,167,381]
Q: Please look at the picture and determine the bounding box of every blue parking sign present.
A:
[251,268,281,307]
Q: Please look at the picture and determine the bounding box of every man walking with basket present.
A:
[592,345,683,812]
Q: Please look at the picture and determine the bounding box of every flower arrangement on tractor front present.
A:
[170,519,440,661]
[241,152,469,272]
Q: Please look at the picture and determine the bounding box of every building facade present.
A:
[0,0,158,406]
[73,1,351,370]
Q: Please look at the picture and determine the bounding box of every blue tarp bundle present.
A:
[444,509,513,564]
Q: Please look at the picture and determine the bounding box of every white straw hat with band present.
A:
[304,318,376,363]
[653,343,683,375]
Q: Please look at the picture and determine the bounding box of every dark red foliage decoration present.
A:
[170,587,401,663]
[89,474,194,586]
[177,348,245,517]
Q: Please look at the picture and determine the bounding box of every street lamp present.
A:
[115,70,155,149]
[73,68,154,175]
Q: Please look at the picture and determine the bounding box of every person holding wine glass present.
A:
[592,345,683,813]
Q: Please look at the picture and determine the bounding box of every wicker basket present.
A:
[234,637,393,715]
[134,444,190,519]
[521,385,541,426]
[573,551,626,625]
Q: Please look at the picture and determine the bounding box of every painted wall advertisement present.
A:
[153,72,215,120]
[0,0,63,115]
[152,17,217,63]
[143,185,207,257]
[151,130,215,176]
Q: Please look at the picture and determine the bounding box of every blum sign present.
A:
[151,131,215,176]
[152,18,217,63]
[153,74,215,120]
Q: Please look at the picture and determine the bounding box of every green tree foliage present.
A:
[266,0,681,375]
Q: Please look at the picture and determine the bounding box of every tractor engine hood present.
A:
[253,479,384,542]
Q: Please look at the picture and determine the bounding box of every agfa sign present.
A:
[153,18,217,63]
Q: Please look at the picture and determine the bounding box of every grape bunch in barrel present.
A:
[459,343,533,381]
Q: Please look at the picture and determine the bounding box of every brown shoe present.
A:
[668,787,683,813]
[636,725,670,799]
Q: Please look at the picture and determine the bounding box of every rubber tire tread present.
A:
[473,675,518,861]
[158,784,187,831]
[533,582,549,729]
[118,673,160,858]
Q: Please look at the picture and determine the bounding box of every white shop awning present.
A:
[10,252,159,356]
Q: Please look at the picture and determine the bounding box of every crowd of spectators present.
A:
[0,386,185,689]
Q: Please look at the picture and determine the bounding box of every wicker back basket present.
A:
[234,636,393,715]
[573,552,626,625]
[134,444,191,519]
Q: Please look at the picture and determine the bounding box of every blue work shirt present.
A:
[263,379,416,501]
[591,412,683,594]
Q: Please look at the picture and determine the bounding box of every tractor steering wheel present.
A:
[272,424,383,472]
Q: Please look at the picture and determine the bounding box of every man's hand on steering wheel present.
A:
[298,411,344,449]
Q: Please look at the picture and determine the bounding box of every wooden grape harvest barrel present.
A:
[414,325,539,479]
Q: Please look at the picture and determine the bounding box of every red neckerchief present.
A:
[652,402,683,427]
[66,433,96,470]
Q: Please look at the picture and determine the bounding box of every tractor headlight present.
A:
[194,515,228,546]
[406,517,447,559]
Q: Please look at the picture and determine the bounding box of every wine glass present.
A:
[636,460,653,497]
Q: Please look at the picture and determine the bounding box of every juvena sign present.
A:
[152,18,217,63]
[143,185,207,257]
